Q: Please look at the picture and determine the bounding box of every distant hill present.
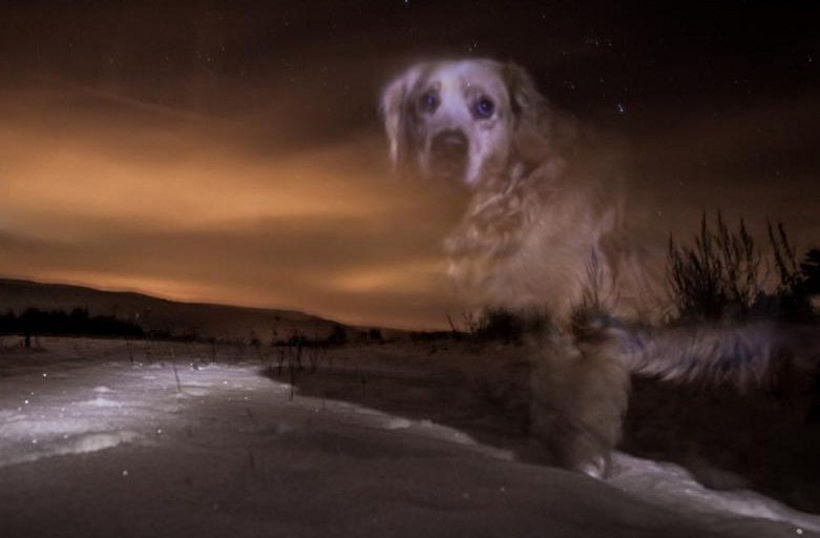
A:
[0,278,396,342]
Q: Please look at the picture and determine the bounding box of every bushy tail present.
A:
[587,318,819,389]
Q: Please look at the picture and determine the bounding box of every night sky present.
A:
[0,1,817,329]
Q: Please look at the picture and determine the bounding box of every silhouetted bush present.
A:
[667,213,817,323]
[471,307,550,344]
[409,330,457,342]
[326,324,348,346]
[368,328,383,343]
[801,248,820,296]
[667,212,761,322]
[759,223,818,321]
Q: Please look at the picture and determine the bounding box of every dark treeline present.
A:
[269,323,353,348]
[409,330,458,343]
[0,307,144,340]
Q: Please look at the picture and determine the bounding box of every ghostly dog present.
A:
[380,58,813,477]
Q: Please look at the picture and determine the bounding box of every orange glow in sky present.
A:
[0,90,467,329]
[2,87,818,329]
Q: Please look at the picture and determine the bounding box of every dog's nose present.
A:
[431,129,468,160]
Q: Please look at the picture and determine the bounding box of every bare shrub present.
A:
[667,212,761,322]
[762,221,817,320]
[667,212,816,322]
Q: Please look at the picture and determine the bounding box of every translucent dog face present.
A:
[381,59,522,188]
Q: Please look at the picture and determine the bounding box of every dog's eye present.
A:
[473,97,495,119]
[419,91,439,113]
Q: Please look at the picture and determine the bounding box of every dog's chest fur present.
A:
[442,164,658,323]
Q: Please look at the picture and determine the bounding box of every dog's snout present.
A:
[427,129,469,181]
[431,130,468,159]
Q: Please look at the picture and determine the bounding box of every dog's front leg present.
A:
[528,333,631,477]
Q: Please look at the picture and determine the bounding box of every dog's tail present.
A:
[588,318,819,389]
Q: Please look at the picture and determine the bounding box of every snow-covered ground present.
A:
[0,338,817,537]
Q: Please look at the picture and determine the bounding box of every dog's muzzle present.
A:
[429,129,468,180]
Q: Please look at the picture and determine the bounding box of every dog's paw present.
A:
[576,456,609,479]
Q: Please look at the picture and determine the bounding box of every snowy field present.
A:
[0,337,818,537]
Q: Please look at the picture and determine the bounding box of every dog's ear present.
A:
[380,67,420,170]
[504,62,548,121]
[503,62,575,167]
